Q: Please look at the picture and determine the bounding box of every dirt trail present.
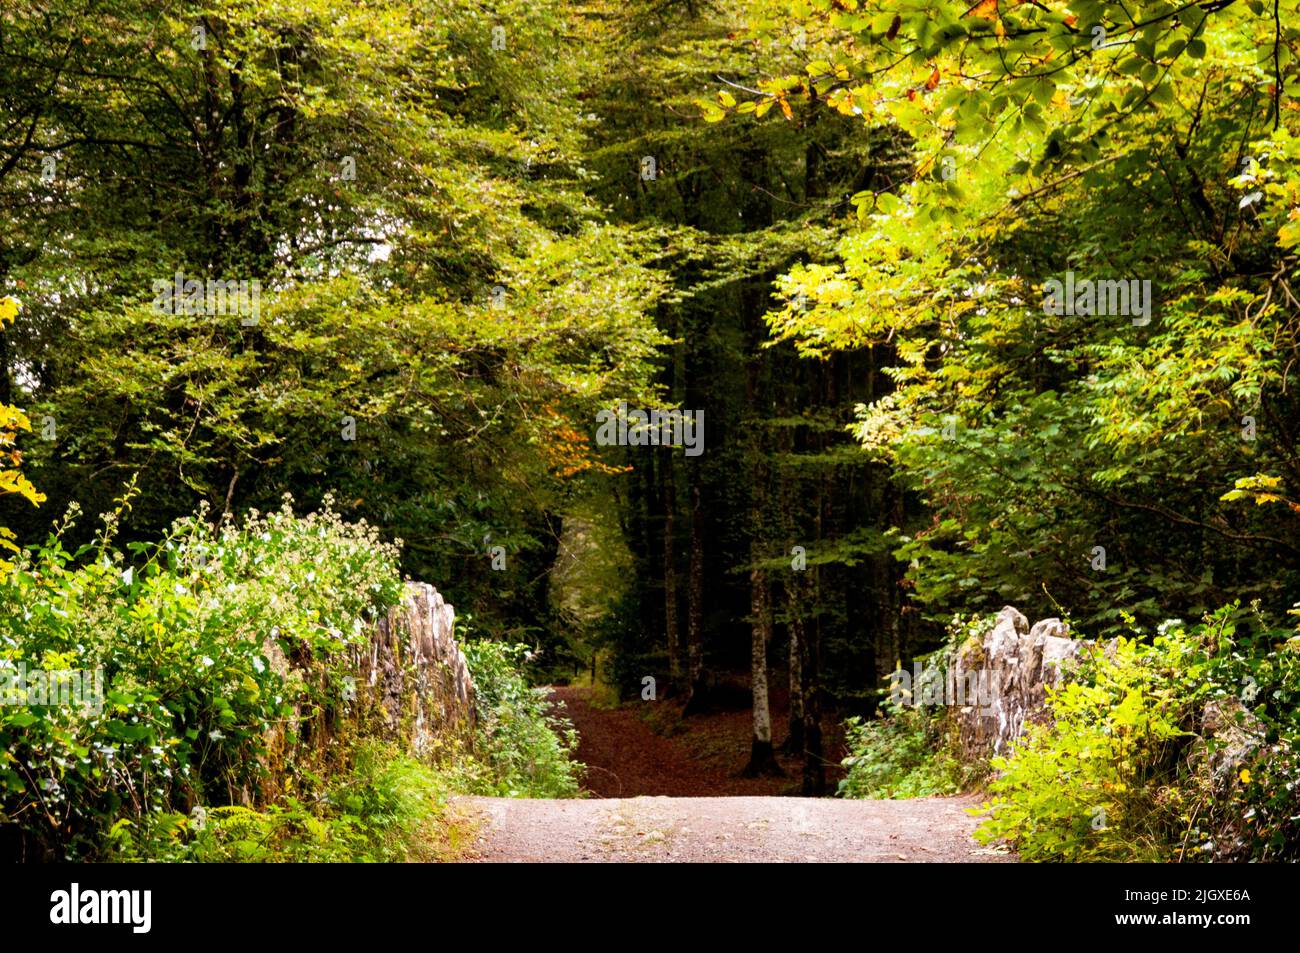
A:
[458,793,1008,862]
[548,684,845,797]
[456,686,1009,862]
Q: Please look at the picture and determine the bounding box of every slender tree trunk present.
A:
[801,360,834,796]
[739,280,780,773]
[800,616,824,795]
[779,444,805,756]
[0,316,10,407]
[743,564,782,775]
[784,577,805,756]
[682,481,708,714]
[662,453,681,691]
[635,439,664,675]
[223,468,239,517]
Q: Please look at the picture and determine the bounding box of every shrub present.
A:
[0,495,405,859]
[838,614,988,801]
[1,492,586,859]
[838,702,965,799]
[975,604,1300,862]
[455,634,584,798]
[104,742,460,863]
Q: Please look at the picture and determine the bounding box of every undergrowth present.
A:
[0,494,582,861]
[452,636,584,798]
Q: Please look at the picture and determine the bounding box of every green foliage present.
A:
[0,495,405,859]
[1,0,670,660]
[838,615,989,799]
[0,295,44,575]
[4,0,1297,851]
[456,635,585,798]
[744,0,1300,637]
[976,634,1191,861]
[976,605,1300,862]
[0,492,585,859]
[838,703,965,799]
[105,742,460,863]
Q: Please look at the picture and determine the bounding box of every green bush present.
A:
[1,493,587,859]
[975,604,1300,862]
[104,742,459,863]
[0,495,405,859]
[838,702,965,799]
[456,634,584,798]
[838,614,988,801]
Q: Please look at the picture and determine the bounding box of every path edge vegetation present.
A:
[837,606,1300,862]
[1,0,1299,863]
[0,496,584,862]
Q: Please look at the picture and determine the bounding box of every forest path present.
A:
[456,686,1010,862]
[545,684,846,797]
[456,793,1008,862]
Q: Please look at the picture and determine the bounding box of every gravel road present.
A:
[456,794,1013,863]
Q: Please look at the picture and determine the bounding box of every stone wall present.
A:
[353,581,476,757]
[255,582,475,802]
[947,606,1267,859]
[951,606,1080,760]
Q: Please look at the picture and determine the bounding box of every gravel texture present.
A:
[457,794,1012,863]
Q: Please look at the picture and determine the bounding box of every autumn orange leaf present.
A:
[963,0,999,20]
[925,68,940,91]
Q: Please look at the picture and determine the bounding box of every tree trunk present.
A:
[800,610,825,796]
[801,360,833,796]
[681,481,708,715]
[784,577,805,756]
[662,453,681,692]
[743,564,782,776]
[0,314,10,407]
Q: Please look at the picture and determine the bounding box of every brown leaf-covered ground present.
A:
[551,683,846,798]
